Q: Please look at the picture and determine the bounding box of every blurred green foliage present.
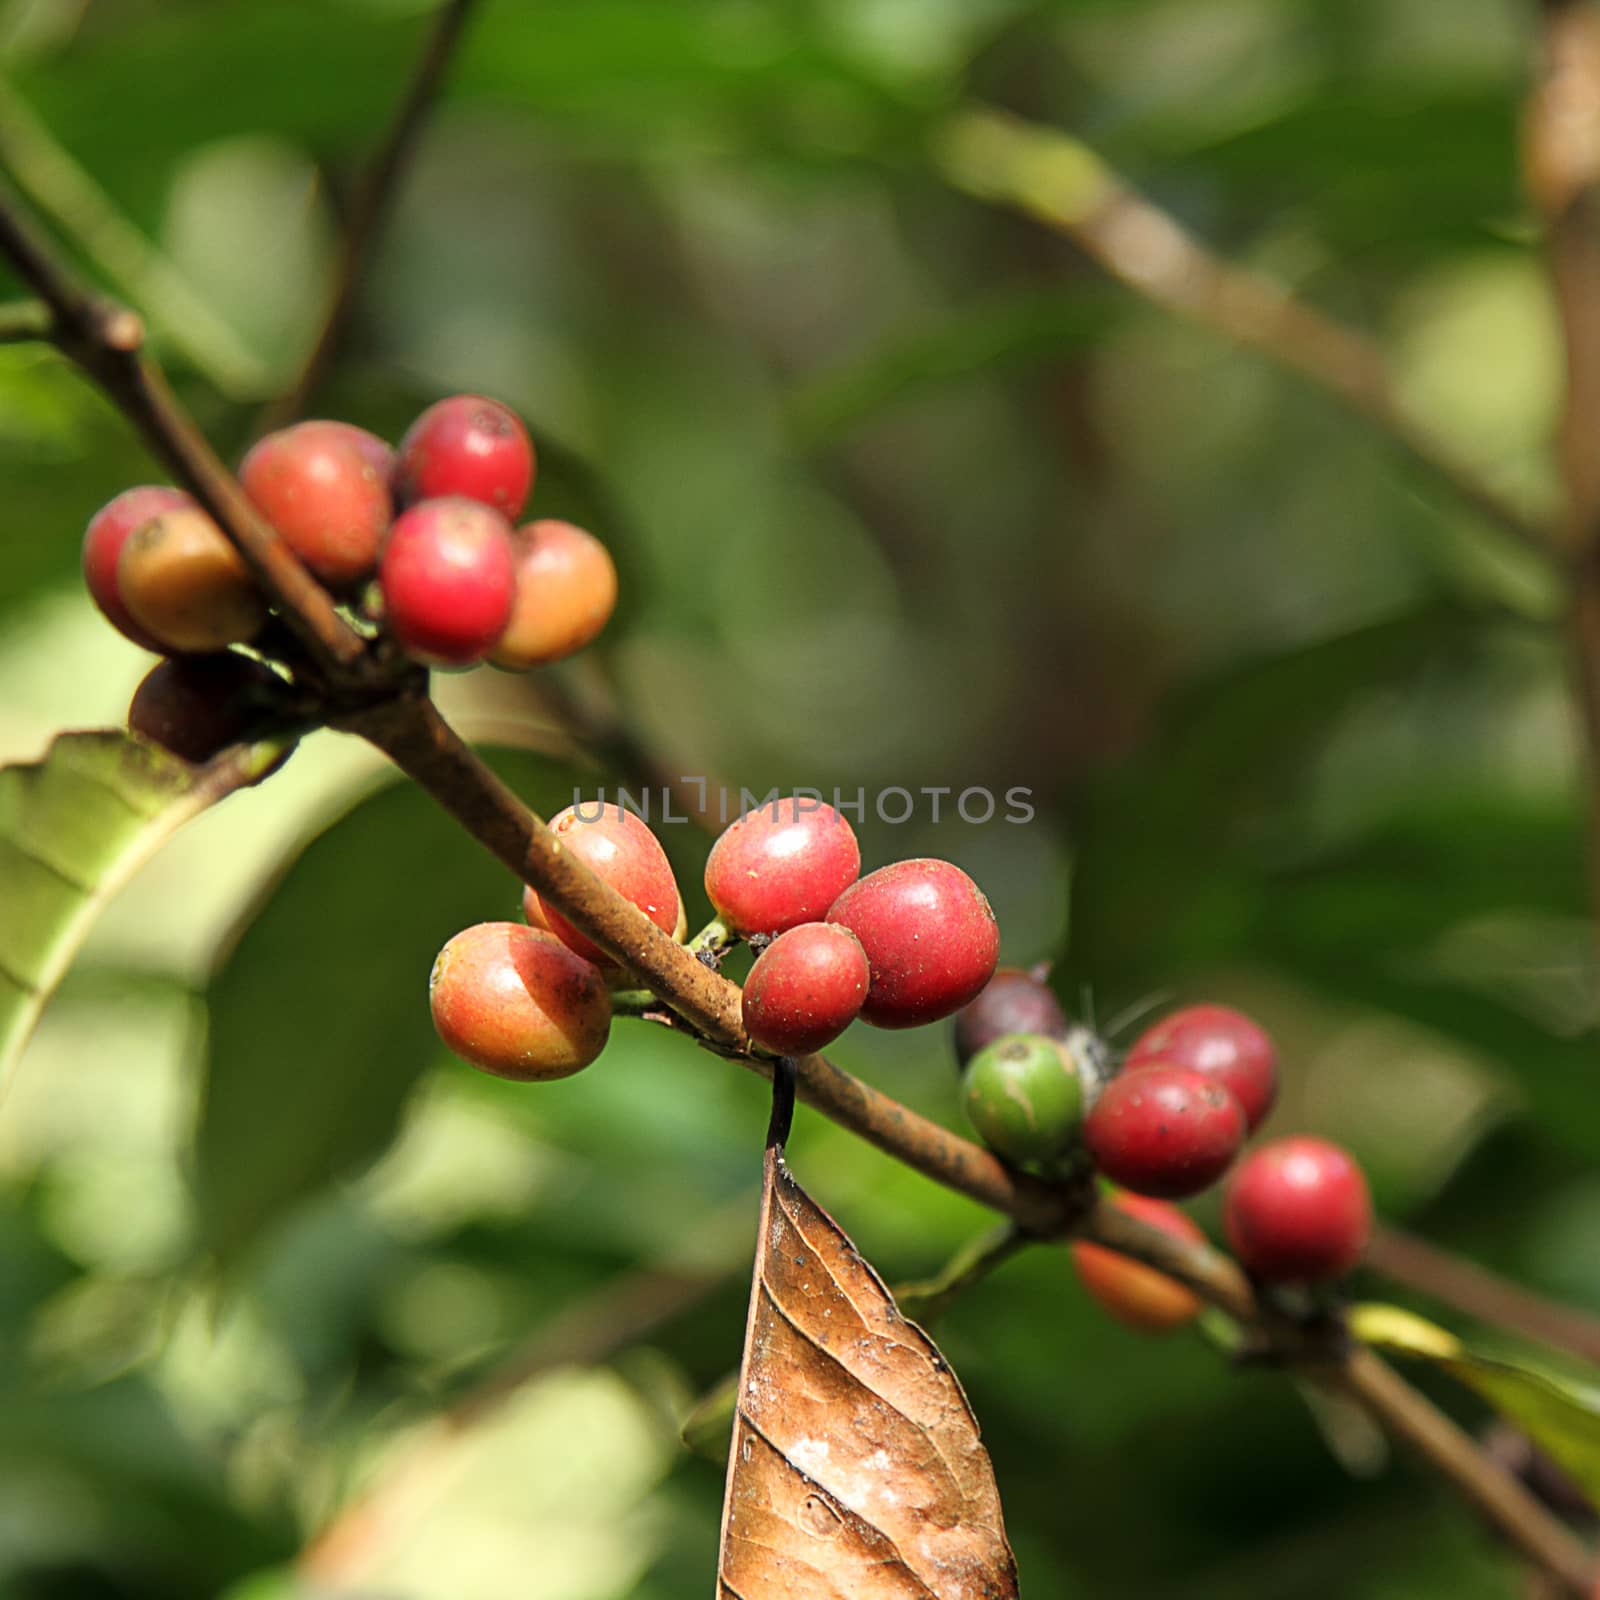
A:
[0,0,1596,1595]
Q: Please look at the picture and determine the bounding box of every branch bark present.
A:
[0,127,1591,1600]
[0,79,274,396]
[1341,1347,1595,1594]
[0,173,369,683]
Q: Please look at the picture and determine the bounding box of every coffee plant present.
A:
[0,4,1598,1598]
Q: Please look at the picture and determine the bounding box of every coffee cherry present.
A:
[1126,1004,1278,1132]
[962,1033,1083,1167]
[1083,1066,1245,1199]
[525,802,681,968]
[742,923,869,1056]
[128,652,287,763]
[83,485,196,650]
[429,921,610,1081]
[395,394,535,519]
[379,497,516,666]
[492,519,619,670]
[705,800,860,938]
[117,506,268,654]
[953,967,1067,1069]
[320,420,396,479]
[1071,1192,1206,1334]
[1224,1136,1372,1283]
[826,858,998,1028]
[240,420,392,587]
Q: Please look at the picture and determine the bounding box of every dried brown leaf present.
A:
[717,1148,1018,1599]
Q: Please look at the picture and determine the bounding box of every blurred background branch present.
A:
[0,4,1597,1598]
[936,107,1555,561]
[261,0,480,431]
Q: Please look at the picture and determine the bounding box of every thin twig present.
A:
[0,77,273,396]
[1528,0,1600,929]
[0,172,369,682]
[1368,1225,1600,1366]
[1342,1346,1595,1593]
[344,689,1081,1231]
[262,0,479,429]
[895,1222,1029,1324]
[935,108,1555,561]
[0,131,1590,1600]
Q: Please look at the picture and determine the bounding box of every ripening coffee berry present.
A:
[1126,1004,1278,1132]
[1083,1065,1245,1199]
[83,485,195,650]
[492,519,619,670]
[1224,1136,1372,1283]
[320,420,396,479]
[430,921,611,1080]
[705,799,860,938]
[378,497,516,666]
[117,506,268,654]
[395,394,535,518]
[526,802,681,968]
[240,420,392,587]
[128,652,287,763]
[953,967,1068,1069]
[826,858,999,1028]
[1071,1191,1206,1334]
[962,1033,1083,1167]
[742,923,869,1056]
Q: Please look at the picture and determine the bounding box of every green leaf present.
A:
[194,748,590,1265]
[0,730,268,1082]
[1351,1303,1600,1508]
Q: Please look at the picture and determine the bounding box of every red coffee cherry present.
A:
[379,496,516,666]
[1224,1136,1372,1284]
[83,485,195,650]
[1071,1191,1206,1334]
[429,921,611,1081]
[1126,1004,1278,1132]
[525,802,681,969]
[826,858,999,1029]
[128,652,287,763]
[741,922,869,1056]
[395,394,535,519]
[1083,1065,1245,1199]
[319,420,395,479]
[492,519,619,670]
[240,419,392,587]
[117,506,268,654]
[704,799,860,938]
[953,966,1067,1069]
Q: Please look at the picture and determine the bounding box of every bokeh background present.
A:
[0,1,1595,1596]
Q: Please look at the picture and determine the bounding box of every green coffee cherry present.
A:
[962,1032,1085,1168]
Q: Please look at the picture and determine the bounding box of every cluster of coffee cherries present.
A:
[429,797,1001,1083]
[953,975,1373,1327]
[83,394,617,761]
